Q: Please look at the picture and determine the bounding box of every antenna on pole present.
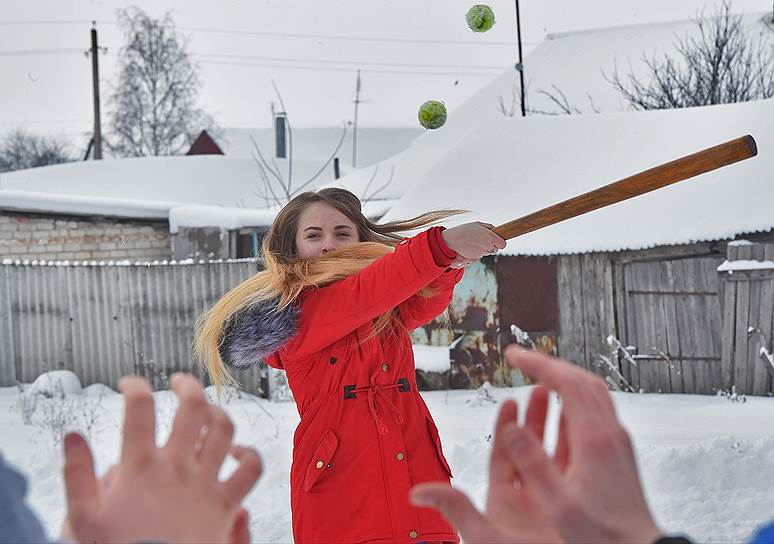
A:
[514,1,526,117]
[352,69,361,167]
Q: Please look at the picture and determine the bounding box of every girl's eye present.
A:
[306,234,319,240]
[338,232,351,237]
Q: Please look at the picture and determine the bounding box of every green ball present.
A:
[466,4,495,32]
[418,100,447,130]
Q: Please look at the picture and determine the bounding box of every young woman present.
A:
[195,188,505,543]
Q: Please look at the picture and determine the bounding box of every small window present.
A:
[236,229,267,258]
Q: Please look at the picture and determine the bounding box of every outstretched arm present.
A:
[287,223,505,357]
[411,347,663,544]
[288,229,448,357]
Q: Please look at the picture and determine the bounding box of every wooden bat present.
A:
[492,135,758,241]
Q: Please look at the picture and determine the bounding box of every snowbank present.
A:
[412,344,451,373]
[27,371,82,398]
[1,384,774,542]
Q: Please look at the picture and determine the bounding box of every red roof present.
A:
[186,130,224,155]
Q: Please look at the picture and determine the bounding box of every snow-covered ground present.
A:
[1,373,773,543]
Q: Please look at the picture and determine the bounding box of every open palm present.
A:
[411,387,564,543]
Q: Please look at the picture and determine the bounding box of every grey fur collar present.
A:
[219,298,299,369]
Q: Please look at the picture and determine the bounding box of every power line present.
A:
[198,58,503,77]
[0,48,84,56]
[194,52,509,71]
[0,119,91,125]
[0,20,106,25]
[0,18,542,46]
[177,24,538,46]
[0,46,509,73]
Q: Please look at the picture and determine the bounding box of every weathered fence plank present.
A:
[0,266,17,385]
[557,255,586,368]
[721,240,774,395]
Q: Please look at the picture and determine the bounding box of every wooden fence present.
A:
[720,241,774,396]
[0,259,265,394]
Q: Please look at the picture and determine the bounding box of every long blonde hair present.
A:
[194,188,463,392]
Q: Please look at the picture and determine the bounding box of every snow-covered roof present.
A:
[1,155,304,209]
[219,126,422,169]
[0,154,396,230]
[330,12,773,203]
[0,189,175,220]
[382,97,774,255]
[521,13,774,115]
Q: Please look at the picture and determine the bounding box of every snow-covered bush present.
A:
[27,370,82,398]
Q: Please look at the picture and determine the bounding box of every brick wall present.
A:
[0,212,171,261]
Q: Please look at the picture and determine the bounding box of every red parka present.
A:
[265,229,463,543]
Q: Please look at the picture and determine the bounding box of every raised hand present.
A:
[442,222,507,269]
[62,373,262,544]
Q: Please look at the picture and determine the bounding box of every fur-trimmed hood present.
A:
[218,297,299,369]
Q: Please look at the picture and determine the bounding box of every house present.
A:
[323,12,774,395]
[0,157,275,262]
[0,122,421,262]
[329,11,774,203]
[379,97,774,396]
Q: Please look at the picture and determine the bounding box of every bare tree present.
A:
[497,75,524,118]
[498,77,598,117]
[0,128,74,172]
[250,82,350,206]
[108,7,218,157]
[607,1,774,109]
[356,162,395,202]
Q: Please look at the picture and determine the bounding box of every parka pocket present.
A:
[425,415,453,478]
[303,429,339,492]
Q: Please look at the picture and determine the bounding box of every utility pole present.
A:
[90,23,103,159]
[352,69,361,167]
[514,0,526,117]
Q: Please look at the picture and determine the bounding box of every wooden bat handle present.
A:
[492,135,757,241]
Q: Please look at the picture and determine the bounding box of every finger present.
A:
[99,465,118,494]
[554,413,570,472]
[411,483,503,542]
[525,386,550,443]
[500,423,562,510]
[484,228,507,249]
[503,345,617,427]
[230,508,251,544]
[63,433,98,526]
[166,373,212,458]
[221,446,263,505]
[60,517,74,541]
[118,376,155,465]
[488,400,519,488]
[198,405,235,477]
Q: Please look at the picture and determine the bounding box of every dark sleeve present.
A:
[748,522,774,544]
[652,536,693,544]
[0,454,50,544]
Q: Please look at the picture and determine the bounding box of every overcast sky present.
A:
[1,0,771,150]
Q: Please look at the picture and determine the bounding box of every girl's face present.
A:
[294,202,360,259]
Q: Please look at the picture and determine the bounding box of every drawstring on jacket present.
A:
[350,374,407,435]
